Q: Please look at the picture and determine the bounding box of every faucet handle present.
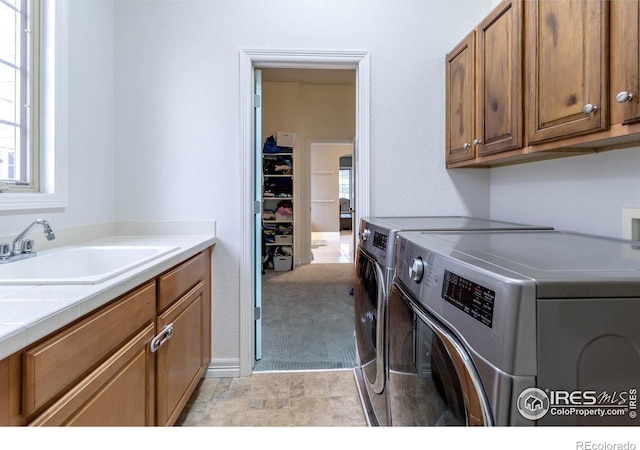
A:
[0,243,9,259]
[20,239,35,254]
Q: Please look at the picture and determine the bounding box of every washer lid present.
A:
[361,215,552,232]
[407,230,640,298]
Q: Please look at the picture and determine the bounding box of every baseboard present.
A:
[205,357,241,378]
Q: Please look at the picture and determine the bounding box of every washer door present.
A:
[354,248,386,394]
[388,282,493,426]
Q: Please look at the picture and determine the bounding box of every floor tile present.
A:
[176,369,367,427]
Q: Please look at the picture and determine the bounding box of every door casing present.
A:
[239,49,371,376]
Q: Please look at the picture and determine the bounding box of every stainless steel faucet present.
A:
[0,219,56,263]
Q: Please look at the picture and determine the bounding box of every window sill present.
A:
[0,193,67,212]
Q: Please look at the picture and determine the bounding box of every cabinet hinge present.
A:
[254,306,261,320]
[254,94,261,108]
[254,201,261,214]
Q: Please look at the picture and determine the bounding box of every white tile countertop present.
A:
[0,234,216,360]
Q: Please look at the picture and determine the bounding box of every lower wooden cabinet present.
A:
[0,247,212,427]
[155,283,207,426]
[30,324,156,426]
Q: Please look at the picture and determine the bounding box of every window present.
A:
[0,0,68,211]
[0,0,40,192]
[339,168,351,200]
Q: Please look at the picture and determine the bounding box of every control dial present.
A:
[409,257,425,282]
[360,228,371,241]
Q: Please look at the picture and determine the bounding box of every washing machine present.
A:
[388,230,640,426]
[352,216,553,426]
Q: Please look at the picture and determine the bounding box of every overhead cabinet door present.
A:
[616,0,640,125]
[476,0,523,156]
[446,31,476,164]
[526,0,609,144]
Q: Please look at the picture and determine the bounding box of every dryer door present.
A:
[354,247,386,394]
[388,282,493,426]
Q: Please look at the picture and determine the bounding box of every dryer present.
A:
[352,216,553,426]
[389,230,640,426]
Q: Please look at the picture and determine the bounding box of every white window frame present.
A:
[0,0,68,211]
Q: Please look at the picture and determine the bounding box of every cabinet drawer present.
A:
[29,324,155,426]
[22,282,156,418]
[157,252,206,311]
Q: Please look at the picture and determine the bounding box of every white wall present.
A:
[0,0,115,247]
[490,147,640,239]
[112,0,493,367]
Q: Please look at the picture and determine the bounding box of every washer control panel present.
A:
[441,270,495,328]
[372,231,387,250]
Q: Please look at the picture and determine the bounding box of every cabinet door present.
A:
[476,0,523,156]
[22,282,156,418]
[526,0,608,144]
[30,324,155,426]
[155,283,207,426]
[617,0,640,124]
[446,31,476,164]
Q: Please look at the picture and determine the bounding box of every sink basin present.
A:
[0,245,178,285]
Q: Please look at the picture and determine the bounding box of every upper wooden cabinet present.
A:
[526,0,609,144]
[614,0,640,124]
[446,31,476,164]
[446,0,523,164]
[477,0,523,156]
[446,0,640,167]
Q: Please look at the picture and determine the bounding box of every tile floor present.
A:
[176,369,367,427]
[176,231,361,427]
[311,231,354,264]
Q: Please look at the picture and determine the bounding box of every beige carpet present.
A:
[254,263,356,371]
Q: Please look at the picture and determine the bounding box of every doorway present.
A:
[310,142,354,265]
[255,72,355,372]
[239,49,371,376]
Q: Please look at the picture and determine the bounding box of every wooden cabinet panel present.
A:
[615,0,640,124]
[30,324,155,426]
[0,357,11,425]
[22,282,155,418]
[446,0,523,165]
[476,0,523,156]
[155,283,207,426]
[526,0,609,144]
[446,31,476,164]
[157,252,206,311]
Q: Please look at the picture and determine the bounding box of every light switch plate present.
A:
[622,208,640,240]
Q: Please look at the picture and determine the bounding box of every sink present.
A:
[0,245,178,285]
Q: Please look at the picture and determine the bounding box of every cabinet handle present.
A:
[583,103,598,115]
[616,91,634,103]
[463,142,471,149]
[150,323,174,352]
[473,139,482,146]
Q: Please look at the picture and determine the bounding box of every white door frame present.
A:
[239,49,371,376]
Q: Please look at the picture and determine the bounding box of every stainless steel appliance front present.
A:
[390,230,640,426]
[352,217,552,426]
